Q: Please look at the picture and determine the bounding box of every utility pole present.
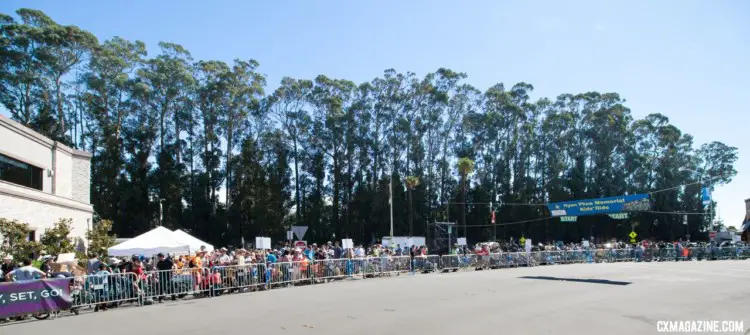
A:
[389,172,394,240]
[389,158,394,242]
[492,194,500,242]
[490,199,495,242]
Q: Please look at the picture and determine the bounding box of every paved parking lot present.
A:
[4,260,749,335]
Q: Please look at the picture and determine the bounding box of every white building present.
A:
[0,114,93,247]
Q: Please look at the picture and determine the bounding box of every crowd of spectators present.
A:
[2,238,745,283]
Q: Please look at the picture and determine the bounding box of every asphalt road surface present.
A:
[4,260,749,335]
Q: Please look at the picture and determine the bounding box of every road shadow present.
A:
[519,276,631,286]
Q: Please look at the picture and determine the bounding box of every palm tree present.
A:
[405,176,420,236]
[457,158,475,238]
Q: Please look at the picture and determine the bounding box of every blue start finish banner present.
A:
[547,194,650,217]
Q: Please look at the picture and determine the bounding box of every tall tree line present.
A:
[0,9,738,246]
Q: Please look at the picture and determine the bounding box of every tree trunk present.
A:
[56,77,65,135]
[293,135,301,224]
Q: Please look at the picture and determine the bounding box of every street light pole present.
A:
[159,198,165,227]
[389,171,394,240]
[492,194,500,242]
[389,155,394,243]
[491,199,495,242]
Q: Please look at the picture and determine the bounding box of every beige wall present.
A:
[0,180,92,243]
[0,114,93,245]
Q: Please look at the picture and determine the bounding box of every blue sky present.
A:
[1,0,748,227]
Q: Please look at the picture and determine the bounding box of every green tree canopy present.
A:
[0,9,739,247]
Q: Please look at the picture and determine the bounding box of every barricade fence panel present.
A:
[73,272,141,309]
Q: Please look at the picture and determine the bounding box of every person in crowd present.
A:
[316,245,328,261]
[395,244,403,256]
[1,255,16,282]
[87,253,102,275]
[292,248,305,262]
[279,249,291,262]
[267,250,278,264]
[93,263,111,312]
[156,253,175,303]
[217,248,232,265]
[40,255,54,274]
[190,251,205,269]
[355,245,365,258]
[305,244,316,260]
[235,249,247,266]
[5,259,46,282]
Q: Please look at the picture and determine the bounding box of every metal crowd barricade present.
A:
[488,252,507,268]
[268,260,313,287]
[504,252,523,267]
[440,254,477,272]
[412,255,439,273]
[716,247,738,260]
[613,249,636,262]
[659,248,677,261]
[474,254,491,269]
[641,248,656,262]
[312,258,350,281]
[688,247,706,260]
[529,251,544,266]
[347,257,367,277]
[359,257,384,277]
[214,263,266,294]
[439,254,460,271]
[61,247,750,314]
[147,266,213,301]
[386,255,412,274]
[544,250,561,265]
[513,252,531,267]
[558,250,574,263]
[73,272,140,309]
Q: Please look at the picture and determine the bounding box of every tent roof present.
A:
[172,229,214,253]
[108,226,190,257]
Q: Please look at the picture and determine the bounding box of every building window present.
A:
[0,153,43,190]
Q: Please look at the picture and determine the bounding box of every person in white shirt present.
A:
[218,248,232,265]
[354,246,365,258]
[5,259,46,282]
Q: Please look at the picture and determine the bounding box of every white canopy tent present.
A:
[172,229,214,254]
[108,226,190,257]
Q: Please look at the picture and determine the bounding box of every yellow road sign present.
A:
[630,238,636,243]
[629,231,637,239]
[519,237,526,245]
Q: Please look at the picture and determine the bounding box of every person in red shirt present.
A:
[476,245,490,256]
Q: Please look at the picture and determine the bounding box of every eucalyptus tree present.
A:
[0,9,741,244]
[0,9,96,142]
[81,37,146,235]
[308,75,357,239]
[138,42,195,229]
[268,77,313,225]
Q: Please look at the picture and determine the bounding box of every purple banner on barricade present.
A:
[0,278,72,318]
